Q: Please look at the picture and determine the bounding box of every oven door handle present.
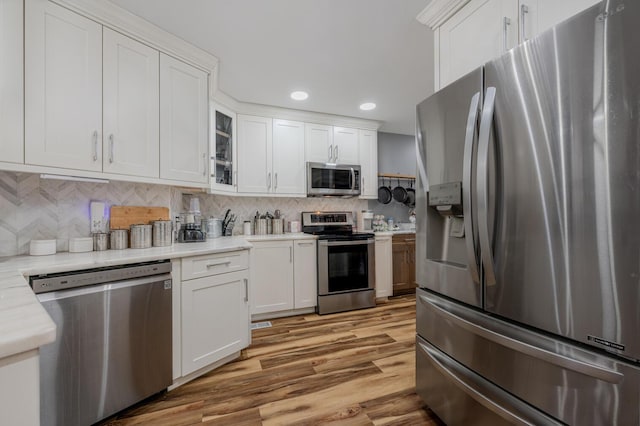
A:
[319,239,374,247]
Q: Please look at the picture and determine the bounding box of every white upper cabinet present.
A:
[438,0,518,88]
[103,28,159,178]
[332,127,359,164]
[435,0,600,90]
[272,119,305,195]
[160,53,209,184]
[305,123,334,163]
[210,104,237,193]
[0,0,23,164]
[25,0,103,171]
[237,115,272,193]
[518,0,600,41]
[358,129,378,199]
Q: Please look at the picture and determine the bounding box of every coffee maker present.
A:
[356,210,374,232]
[176,211,205,243]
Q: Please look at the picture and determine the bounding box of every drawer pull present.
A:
[206,261,232,268]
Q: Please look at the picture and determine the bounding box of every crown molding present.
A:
[212,90,381,131]
[416,0,470,29]
[49,0,219,96]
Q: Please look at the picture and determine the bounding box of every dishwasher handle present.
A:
[36,274,172,303]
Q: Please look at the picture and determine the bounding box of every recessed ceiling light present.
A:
[359,102,376,111]
[290,91,309,101]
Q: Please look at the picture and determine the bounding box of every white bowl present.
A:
[30,239,57,256]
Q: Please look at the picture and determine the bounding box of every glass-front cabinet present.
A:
[210,104,237,193]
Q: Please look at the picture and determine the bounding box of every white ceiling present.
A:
[109,0,434,136]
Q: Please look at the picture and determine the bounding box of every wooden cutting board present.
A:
[110,206,170,230]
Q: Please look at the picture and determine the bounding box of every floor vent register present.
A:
[251,321,272,330]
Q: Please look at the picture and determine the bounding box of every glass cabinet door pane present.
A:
[214,110,233,186]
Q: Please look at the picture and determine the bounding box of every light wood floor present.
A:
[103,294,443,425]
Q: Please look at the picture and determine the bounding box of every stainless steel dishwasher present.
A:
[30,260,173,426]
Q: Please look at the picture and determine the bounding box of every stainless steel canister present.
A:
[110,229,128,250]
[152,220,173,247]
[130,224,152,248]
[92,233,109,251]
[272,218,284,234]
[205,218,223,239]
[243,221,253,235]
[255,218,267,235]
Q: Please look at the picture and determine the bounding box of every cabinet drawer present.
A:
[181,249,248,280]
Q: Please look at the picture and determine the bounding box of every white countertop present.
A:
[0,237,252,360]
[243,232,317,242]
[375,230,416,236]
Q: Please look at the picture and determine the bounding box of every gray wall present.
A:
[368,132,416,223]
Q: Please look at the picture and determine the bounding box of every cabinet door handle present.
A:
[92,130,98,161]
[244,278,249,302]
[267,172,272,189]
[109,134,114,163]
[298,242,314,247]
[520,4,529,42]
[206,261,231,268]
[334,145,339,162]
[274,172,278,190]
[234,170,237,188]
[328,145,333,162]
[503,17,511,52]
[202,153,207,176]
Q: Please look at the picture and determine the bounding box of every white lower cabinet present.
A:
[179,251,250,377]
[293,240,317,309]
[375,235,393,298]
[250,238,318,316]
[250,240,294,315]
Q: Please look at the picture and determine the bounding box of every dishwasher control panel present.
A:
[30,260,171,294]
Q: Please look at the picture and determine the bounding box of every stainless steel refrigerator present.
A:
[415,1,640,424]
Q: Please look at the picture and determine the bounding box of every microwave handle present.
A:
[350,167,355,190]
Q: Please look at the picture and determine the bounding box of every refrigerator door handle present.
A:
[477,87,497,286]
[417,339,561,426]
[418,293,624,384]
[463,92,481,284]
[415,113,429,193]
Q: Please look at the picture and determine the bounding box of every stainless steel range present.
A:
[302,211,375,315]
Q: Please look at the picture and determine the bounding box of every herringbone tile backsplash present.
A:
[0,171,367,256]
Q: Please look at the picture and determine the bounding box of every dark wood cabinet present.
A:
[392,233,417,295]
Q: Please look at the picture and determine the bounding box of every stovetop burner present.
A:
[301,211,374,241]
[315,232,375,241]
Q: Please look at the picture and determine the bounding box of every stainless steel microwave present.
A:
[306,162,361,197]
